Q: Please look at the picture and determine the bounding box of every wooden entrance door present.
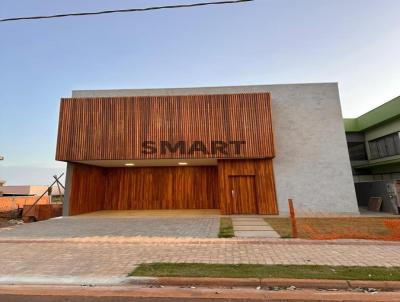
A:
[228,176,258,214]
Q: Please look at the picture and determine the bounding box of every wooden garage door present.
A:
[68,163,219,215]
[228,176,258,214]
[104,166,219,210]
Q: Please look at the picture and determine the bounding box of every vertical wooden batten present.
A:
[69,163,106,215]
[56,93,274,161]
[58,92,278,215]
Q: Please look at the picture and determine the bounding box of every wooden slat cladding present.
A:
[68,164,219,214]
[103,166,218,210]
[68,160,277,215]
[69,163,106,215]
[56,93,274,161]
[218,159,278,215]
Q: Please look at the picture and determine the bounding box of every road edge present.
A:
[126,276,400,290]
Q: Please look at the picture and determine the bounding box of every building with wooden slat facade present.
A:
[57,84,359,216]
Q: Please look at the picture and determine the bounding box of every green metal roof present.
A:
[344,95,400,132]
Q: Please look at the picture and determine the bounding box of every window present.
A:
[369,141,379,159]
[348,142,368,161]
[368,132,400,159]
[395,133,400,154]
[385,136,396,156]
[377,139,387,157]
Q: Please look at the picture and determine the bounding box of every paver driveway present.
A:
[1,238,400,285]
[1,214,400,286]
[0,216,220,239]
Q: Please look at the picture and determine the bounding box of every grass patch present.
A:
[218,217,234,238]
[130,263,400,281]
[265,217,400,240]
[264,218,293,238]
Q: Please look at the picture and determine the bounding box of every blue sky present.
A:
[1,0,400,185]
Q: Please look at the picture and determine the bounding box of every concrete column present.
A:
[63,162,74,216]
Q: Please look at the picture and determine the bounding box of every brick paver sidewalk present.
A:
[0,238,399,285]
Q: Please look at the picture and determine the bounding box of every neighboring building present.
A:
[0,185,63,216]
[345,95,400,214]
[0,186,49,213]
[1,185,49,196]
[56,83,359,216]
[0,185,64,202]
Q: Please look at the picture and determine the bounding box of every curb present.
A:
[127,276,400,290]
[1,285,400,302]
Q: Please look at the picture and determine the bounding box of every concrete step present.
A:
[233,225,274,231]
[231,217,281,238]
[234,230,280,238]
[232,221,267,226]
[228,217,265,221]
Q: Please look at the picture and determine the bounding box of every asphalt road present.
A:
[0,297,279,302]
[1,297,267,302]
[1,285,400,302]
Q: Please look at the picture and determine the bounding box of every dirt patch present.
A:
[0,218,13,228]
[265,217,400,241]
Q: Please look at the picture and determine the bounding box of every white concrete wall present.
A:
[72,83,359,215]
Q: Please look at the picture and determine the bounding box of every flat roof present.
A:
[344,95,400,132]
[70,82,337,98]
